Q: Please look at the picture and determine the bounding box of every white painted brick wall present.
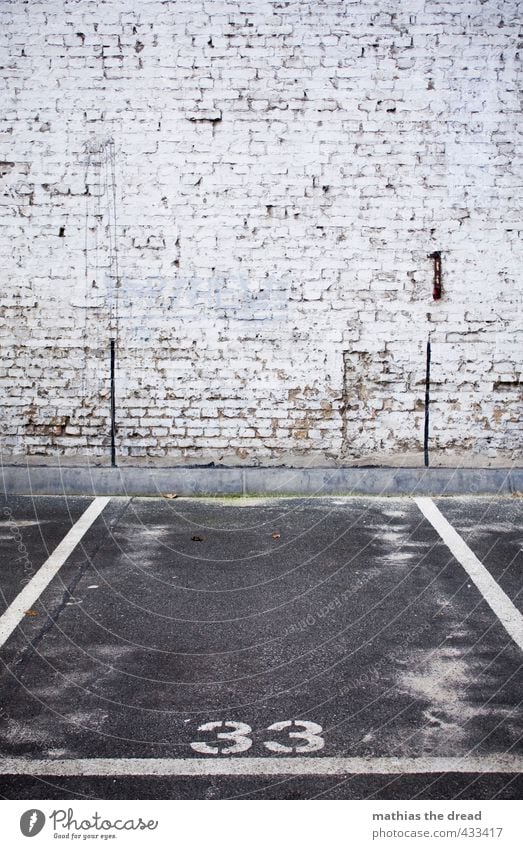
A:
[0,0,521,465]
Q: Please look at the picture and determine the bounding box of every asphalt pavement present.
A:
[0,495,521,799]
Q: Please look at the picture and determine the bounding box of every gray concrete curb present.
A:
[1,466,521,497]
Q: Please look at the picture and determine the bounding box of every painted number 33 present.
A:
[190,720,324,755]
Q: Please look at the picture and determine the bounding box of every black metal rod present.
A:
[424,340,431,468]
[110,339,116,467]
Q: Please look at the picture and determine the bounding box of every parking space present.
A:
[0,495,521,799]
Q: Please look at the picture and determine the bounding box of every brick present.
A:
[0,0,520,464]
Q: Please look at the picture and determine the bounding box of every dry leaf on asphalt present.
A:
[163,493,178,499]
[24,610,38,617]
[272,532,281,539]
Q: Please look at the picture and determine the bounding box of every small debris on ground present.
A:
[191,535,204,541]
[272,532,281,539]
[24,609,38,617]
[163,493,178,499]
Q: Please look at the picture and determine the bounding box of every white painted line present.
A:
[415,497,523,651]
[0,755,520,777]
[0,497,111,648]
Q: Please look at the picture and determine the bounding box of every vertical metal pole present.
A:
[424,339,431,468]
[110,339,116,467]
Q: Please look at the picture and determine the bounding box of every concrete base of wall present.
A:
[2,452,519,468]
[1,465,521,497]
